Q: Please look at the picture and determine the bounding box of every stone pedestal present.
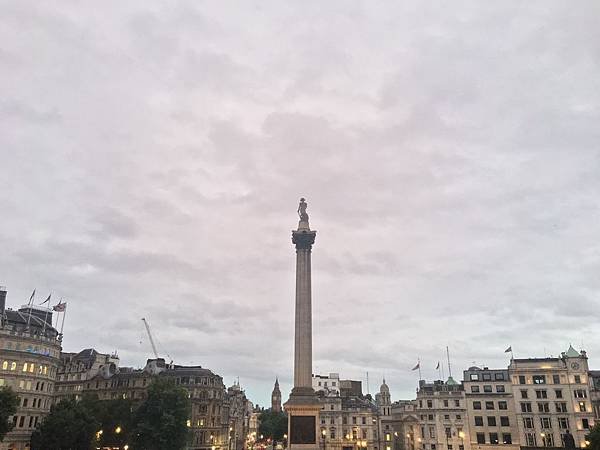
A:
[284,214,319,450]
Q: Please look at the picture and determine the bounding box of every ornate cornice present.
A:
[292,230,316,250]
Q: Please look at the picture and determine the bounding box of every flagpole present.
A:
[26,289,35,330]
[60,307,67,336]
[446,346,452,378]
[418,358,422,381]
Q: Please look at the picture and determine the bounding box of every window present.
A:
[496,385,505,393]
[574,375,581,384]
[444,415,450,420]
[519,376,526,385]
[485,402,494,410]
[428,415,434,421]
[330,428,336,439]
[456,415,462,420]
[538,403,549,413]
[22,363,28,372]
[427,400,433,408]
[521,402,532,413]
[533,375,546,384]
[444,400,449,407]
[553,374,560,384]
[470,374,479,381]
[489,433,499,445]
[429,427,435,438]
[483,373,491,381]
[555,389,563,399]
[546,434,555,447]
[502,433,512,444]
[476,433,485,444]
[520,390,528,399]
[540,417,552,429]
[483,385,492,393]
[536,390,547,399]
[362,417,366,425]
[526,433,536,447]
[500,417,509,427]
[455,400,460,407]
[574,390,587,398]
[445,428,451,438]
[582,419,590,430]
[558,418,569,429]
[495,373,505,381]
[487,417,496,426]
[555,402,568,413]
[498,401,507,410]
[1,361,7,370]
[474,417,484,426]
[471,386,480,393]
[579,402,587,412]
[473,401,482,410]
[523,418,534,429]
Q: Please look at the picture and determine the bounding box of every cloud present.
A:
[1,0,600,406]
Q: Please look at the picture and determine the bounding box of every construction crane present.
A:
[141,317,159,359]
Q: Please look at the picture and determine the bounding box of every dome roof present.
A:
[565,345,580,358]
[380,378,390,393]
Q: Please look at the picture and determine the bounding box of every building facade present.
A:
[0,288,62,450]
[508,347,595,449]
[463,367,519,450]
[55,351,249,450]
[414,378,468,450]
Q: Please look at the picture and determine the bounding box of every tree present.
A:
[259,410,288,441]
[586,423,600,450]
[0,386,18,442]
[89,396,135,448]
[30,398,100,450]
[131,378,191,450]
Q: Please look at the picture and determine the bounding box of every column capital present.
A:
[292,229,316,250]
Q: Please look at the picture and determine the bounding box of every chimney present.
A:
[0,286,6,317]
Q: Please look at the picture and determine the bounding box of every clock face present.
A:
[571,362,580,370]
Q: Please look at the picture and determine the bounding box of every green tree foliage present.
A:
[0,386,18,442]
[87,396,135,448]
[132,378,191,450]
[259,410,288,441]
[586,423,600,450]
[30,398,99,450]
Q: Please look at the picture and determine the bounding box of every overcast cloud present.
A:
[1,0,600,406]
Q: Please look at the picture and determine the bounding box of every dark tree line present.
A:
[29,378,190,450]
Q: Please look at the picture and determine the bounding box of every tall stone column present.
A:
[284,198,320,450]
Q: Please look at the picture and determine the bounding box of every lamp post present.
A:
[321,429,327,450]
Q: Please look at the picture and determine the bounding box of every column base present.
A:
[284,391,321,450]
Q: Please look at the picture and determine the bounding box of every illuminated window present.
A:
[1,361,7,370]
[22,363,28,372]
[44,366,47,375]
[0,379,4,386]
[29,364,34,373]
[26,381,32,390]
[187,420,191,427]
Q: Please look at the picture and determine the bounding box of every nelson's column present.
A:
[284,198,320,450]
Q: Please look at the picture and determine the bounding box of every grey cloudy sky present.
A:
[1,0,600,406]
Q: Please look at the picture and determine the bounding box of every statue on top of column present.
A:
[297,198,309,222]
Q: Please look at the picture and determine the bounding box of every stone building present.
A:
[272,378,282,412]
[314,373,341,397]
[588,370,600,419]
[508,346,596,448]
[462,367,519,450]
[0,287,62,450]
[55,351,249,450]
[414,378,468,450]
[55,348,119,402]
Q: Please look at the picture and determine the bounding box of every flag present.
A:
[53,302,67,312]
[28,289,36,305]
[412,362,420,371]
[505,346,512,353]
[40,294,51,305]
[436,362,440,370]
